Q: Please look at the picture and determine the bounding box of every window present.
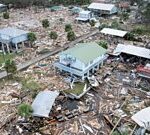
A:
[90,60,93,64]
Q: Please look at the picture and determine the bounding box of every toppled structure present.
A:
[32,90,59,117]
[88,3,117,16]
[55,42,107,80]
[136,64,150,79]
[0,27,29,54]
[113,44,150,60]
[64,81,91,99]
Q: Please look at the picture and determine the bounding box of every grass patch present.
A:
[34,70,46,75]
[64,82,85,96]
[21,77,42,98]
[0,53,15,66]
[132,24,150,35]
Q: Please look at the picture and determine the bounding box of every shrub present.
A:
[49,31,58,40]
[18,103,33,118]
[132,27,143,35]
[65,24,72,32]
[125,32,135,41]
[3,12,9,19]
[98,41,108,49]
[42,19,49,28]
[120,12,129,21]
[4,59,17,75]
[99,23,109,30]
[89,20,96,27]
[111,20,120,29]
[28,32,37,45]
[67,31,76,41]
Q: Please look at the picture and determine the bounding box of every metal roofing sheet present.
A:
[0,27,28,38]
[80,10,91,14]
[113,44,150,59]
[101,28,127,37]
[88,3,115,11]
[132,107,150,128]
[60,42,107,64]
[0,4,6,7]
[32,91,59,117]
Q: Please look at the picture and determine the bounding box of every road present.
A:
[0,29,99,79]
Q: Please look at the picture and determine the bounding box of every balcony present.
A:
[54,62,84,76]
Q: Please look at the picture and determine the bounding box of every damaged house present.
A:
[0,27,29,54]
[55,42,107,80]
[88,3,117,16]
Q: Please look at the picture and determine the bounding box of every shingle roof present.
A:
[60,42,107,64]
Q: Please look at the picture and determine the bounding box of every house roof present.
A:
[0,27,28,38]
[101,28,127,37]
[32,91,59,117]
[0,4,6,7]
[113,44,150,59]
[60,42,107,64]
[88,3,115,11]
[80,10,91,14]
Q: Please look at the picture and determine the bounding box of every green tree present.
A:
[98,41,108,49]
[18,103,33,118]
[89,20,96,27]
[65,24,72,32]
[49,31,58,40]
[99,23,109,30]
[42,19,50,28]
[111,20,120,29]
[4,59,17,76]
[142,3,150,23]
[120,12,129,21]
[3,12,9,19]
[125,32,135,41]
[28,32,37,46]
[67,31,76,41]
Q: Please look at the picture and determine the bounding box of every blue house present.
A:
[88,3,117,16]
[54,42,107,80]
[0,27,29,54]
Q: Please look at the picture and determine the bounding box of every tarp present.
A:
[32,90,59,117]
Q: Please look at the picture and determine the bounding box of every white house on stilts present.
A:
[54,42,107,80]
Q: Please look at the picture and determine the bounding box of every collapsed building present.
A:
[113,44,150,60]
